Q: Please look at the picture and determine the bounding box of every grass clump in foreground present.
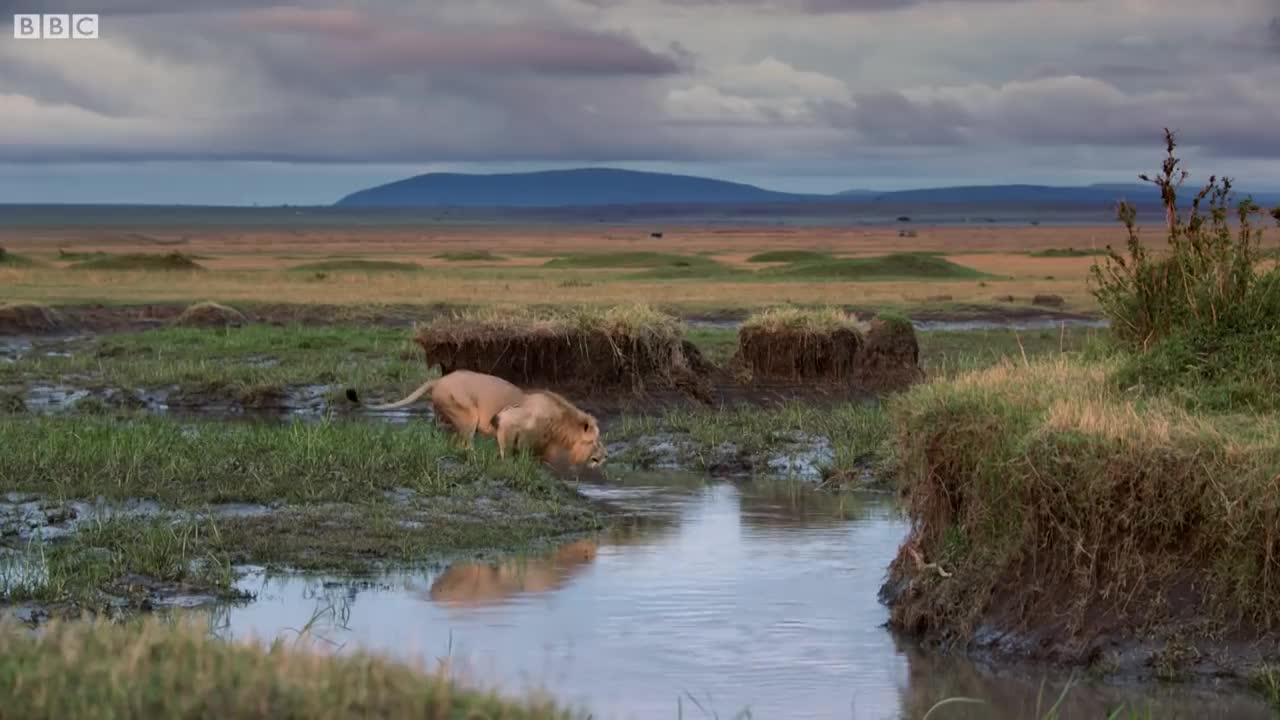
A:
[69,252,206,271]
[0,617,578,719]
[1091,129,1280,412]
[765,252,991,281]
[433,250,506,262]
[289,259,422,272]
[886,132,1280,682]
[888,357,1280,650]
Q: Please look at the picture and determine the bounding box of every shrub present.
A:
[1089,130,1280,411]
[1090,128,1279,350]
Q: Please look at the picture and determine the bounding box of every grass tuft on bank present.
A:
[0,617,579,719]
[887,356,1280,645]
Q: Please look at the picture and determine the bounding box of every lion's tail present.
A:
[352,378,437,411]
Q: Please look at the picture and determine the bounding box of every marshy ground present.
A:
[4,205,1279,716]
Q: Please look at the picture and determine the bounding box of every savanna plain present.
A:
[3,148,1280,717]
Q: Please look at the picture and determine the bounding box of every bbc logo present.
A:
[13,14,99,39]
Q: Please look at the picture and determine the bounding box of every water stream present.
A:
[191,475,1269,719]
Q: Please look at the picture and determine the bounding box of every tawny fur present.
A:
[494,390,606,468]
[346,370,525,449]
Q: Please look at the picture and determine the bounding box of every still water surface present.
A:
[199,476,1271,719]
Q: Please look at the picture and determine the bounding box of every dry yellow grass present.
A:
[0,223,1139,311]
[0,266,1096,310]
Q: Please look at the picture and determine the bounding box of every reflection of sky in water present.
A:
[204,481,1271,720]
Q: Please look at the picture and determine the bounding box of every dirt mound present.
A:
[175,301,247,328]
[1032,293,1066,308]
[0,303,64,334]
[730,310,923,391]
[413,306,707,397]
[853,318,926,390]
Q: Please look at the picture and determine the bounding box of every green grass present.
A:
[611,401,891,487]
[917,326,1104,378]
[0,416,602,601]
[685,327,738,364]
[422,303,685,344]
[433,250,506,262]
[0,249,40,267]
[745,250,834,263]
[626,263,749,280]
[886,356,1280,664]
[741,306,862,334]
[0,416,568,506]
[69,252,206,271]
[288,260,422,272]
[1029,247,1107,257]
[3,516,237,608]
[0,617,579,719]
[765,252,992,281]
[543,251,720,270]
[0,324,424,403]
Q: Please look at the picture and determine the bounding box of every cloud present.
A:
[2,0,1279,192]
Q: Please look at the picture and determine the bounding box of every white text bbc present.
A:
[13,14,99,40]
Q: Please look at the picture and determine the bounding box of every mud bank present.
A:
[2,381,339,419]
[880,358,1280,687]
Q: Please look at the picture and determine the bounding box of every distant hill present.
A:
[335,167,1280,210]
[335,168,823,208]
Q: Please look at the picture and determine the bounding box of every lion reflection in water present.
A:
[428,539,599,607]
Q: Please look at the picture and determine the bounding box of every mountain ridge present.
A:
[335,167,1280,209]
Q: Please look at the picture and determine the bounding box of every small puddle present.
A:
[186,476,1268,719]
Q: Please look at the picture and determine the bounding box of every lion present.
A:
[493,390,607,469]
[345,370,524,449]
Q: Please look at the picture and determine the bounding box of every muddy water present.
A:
[197,476,1269,719]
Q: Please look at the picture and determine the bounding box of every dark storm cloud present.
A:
[233,7,682,77]
[580,0,1029,12]
[0,0,277,15]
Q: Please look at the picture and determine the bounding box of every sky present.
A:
[1,0,1278,204]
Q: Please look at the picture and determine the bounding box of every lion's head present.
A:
[561,414,606,468]
[512,391,606,469]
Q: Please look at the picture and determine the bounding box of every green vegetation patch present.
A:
[0,618,579,719]
[0,325,423,402]
[69,252,205,271]
[0,248,40,267]
[612,401,892,488]
[433,250,506,262]
[0,416,602,602]
[288,259,422,272]
[543,251,720,270]
[1029,247,1108,257]
[745,250,834,263]
[766,252,991,281]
